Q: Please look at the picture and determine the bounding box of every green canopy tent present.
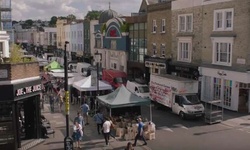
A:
[44,60,62,71]
[97,85,152,121]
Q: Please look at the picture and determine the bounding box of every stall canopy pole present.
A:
[150,104,152,122]
[109,108,112,117]
[80,91,82,105]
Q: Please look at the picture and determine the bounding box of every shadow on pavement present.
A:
[193,128,232,136]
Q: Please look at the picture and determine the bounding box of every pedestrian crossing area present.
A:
[156,124,189,132]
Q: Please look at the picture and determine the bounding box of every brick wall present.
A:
[147,3,172,58]
[0,62,40,81]
[171,6,203,64]
[202,0,250,69]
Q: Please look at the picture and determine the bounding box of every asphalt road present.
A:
[141,105,250,150]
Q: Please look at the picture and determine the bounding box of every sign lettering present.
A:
[15,84,42,97]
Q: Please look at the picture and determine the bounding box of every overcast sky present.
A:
[12,0,142,21]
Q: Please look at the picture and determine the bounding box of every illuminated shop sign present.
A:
[15,84,42,97]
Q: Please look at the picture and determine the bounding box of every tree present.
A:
[49,16,57,27]
[67,14,76,21]
[9,44,23,63]
[25,19,33,26]
[12,20,18,25]
[84,10,102,20]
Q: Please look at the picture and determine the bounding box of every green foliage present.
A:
[9,44,35,64]
[25,19,33,26]
[49,16,57,27]
[9,44,23,63]
[84,10,102,20]
[101,24,107,33]
[67,14,76,21]
[120,22,130,32]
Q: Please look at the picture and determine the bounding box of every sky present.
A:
[12,0,142,21]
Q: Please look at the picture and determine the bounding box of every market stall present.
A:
[44,60,62,71]
[97,85,155,140]
[72,75,113,108]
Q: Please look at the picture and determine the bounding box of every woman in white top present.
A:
[72,122,83,148]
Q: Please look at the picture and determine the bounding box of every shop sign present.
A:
[15,84,42,97]
[175,66,190,72]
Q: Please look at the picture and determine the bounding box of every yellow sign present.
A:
[65,91,70,114]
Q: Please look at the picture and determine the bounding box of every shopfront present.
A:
[0,79,42,150]
[200,67,250,112]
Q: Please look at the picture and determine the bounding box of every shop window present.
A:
[213,78,221,100]
[203,76,212,101]
[223,79,232,107]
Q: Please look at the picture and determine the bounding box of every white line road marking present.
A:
[237,128,244,131]
[173,124,188,130]
[157,126,173,132]
[219,124,233,128]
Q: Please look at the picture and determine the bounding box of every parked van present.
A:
[76,62,91,76]
[126,81,149,98]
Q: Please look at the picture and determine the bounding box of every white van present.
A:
[76,62,91,76]
[126,81,149,98]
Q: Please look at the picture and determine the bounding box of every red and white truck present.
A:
[102,69,127,89]
[149,74,204,119]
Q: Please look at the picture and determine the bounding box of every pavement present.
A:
[20,101,250,150]
[25,102,152,150]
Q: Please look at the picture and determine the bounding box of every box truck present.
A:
[102,69,127,89]
[149,74,204,119]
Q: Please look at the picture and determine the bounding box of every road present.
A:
[141,105,250,150]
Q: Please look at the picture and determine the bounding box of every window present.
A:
[152,20,157,33]
[161,19,165,33]
[111,40,117,49]
[213,78,221,100]
[177,37,192,62]
[152,43,156,56]
[212,37,233,66]
[223,80,232,107]
[160,44,165,57]
[214,8,234,31]
[178,14,193,32]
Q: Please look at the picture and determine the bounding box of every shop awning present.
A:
[97,85,151,109]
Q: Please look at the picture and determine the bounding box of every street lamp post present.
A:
[95,51,101,113]
[63,41,73,150]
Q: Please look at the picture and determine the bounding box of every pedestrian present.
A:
[49,93,54,113]
[72,121,83,148]
[80,101,90,125]
[74,112,85,132]
[133,117,147,146]
[102,117,112,146]
[93,110,104,134]
[57,88,65,112]
[125,142,134,150]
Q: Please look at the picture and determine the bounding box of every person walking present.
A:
[102,117,112,146]
[80,101,90,125]
[74,112,85,132]
[57,88,65,112]
[133,117,147,146]
[93,110,104,134]
[72,121,83,148]
[49,93,54,113]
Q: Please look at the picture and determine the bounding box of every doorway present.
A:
[238,89,249,113]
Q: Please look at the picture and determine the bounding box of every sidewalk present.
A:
[29,103,151,150]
